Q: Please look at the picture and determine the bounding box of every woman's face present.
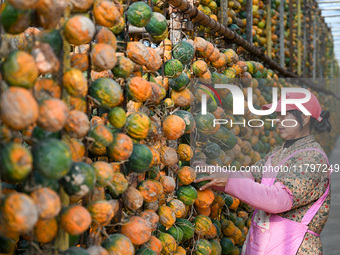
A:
[276,112,310,140]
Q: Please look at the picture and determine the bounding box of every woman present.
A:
[194,92,332,255]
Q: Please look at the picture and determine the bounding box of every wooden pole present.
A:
[55,6,71,253]
[221,0,229,48]
[313,13,317,79]
[221,0,228,28]
[169,6,182,45]
[303,0,307,77]
[246,0,253,43]
[297,0,301,75]
[289,0,294,71]
[279,0,285,67]
[266,0,272,58]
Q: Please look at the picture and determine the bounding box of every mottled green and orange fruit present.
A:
[0,142,32,183]
[107,133,133,162]
[96,27,117,50]
[2,50,38,88]
[88,124,113,148]
[70,53,89,71]
[162,115,186,140]
[91,161,114,187]
[69,0,94,13]
[8,0,39,9]
[91,43,117,71]
[63,68,88,97]
[30,187,61,220]
[121,216,152,245]
[127,76,152,102]
[177,144,193,161]
[0,87,39,130]
[0,2,31,34]
[177,166,196,185]
[60,204,92,235]
[112,56,134,78]
[146,47,162,72]
[32,218,58,244]
[108,107,126,128]
[37,98,69,132]
[158,232,177,255]
[89,78,123,109]
[192,60,208,77]
[64,15,95,46]
[0,192,38,234]
[126,42,150,66]
[125,112,151,140]
[148,82,166,105]
[138,179,162,203]
[93,0,121,27]
[158,205,176,228]
[87,246,109,255]
[64,110,90,139]
[63,137,86,162]
[33,138,72,180]
[147,145,160,167]
[171,88,193,108]
[33,78,61,101]
[127,1,152,27]
[145,236,163,254]
[87,200,114,227]
[70,96,87,113]
[102,234,135,255]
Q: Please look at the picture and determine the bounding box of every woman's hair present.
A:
[288,110,331,133]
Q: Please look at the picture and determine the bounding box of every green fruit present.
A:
[33,138,72,180]
[220,237,234,254]
[164,59,183,78]
[169,72,190,91]
[0,142,32,183]
[63,247,90,255]
[209,239,222,255]
[0,2,31,35]
[172,41,195,65]
[173,110,195,134]
[89,78,123,109]
[23,171,59,193]
[211,127,237,150]
[2,50,38,88]
[202,142,221,159]
[108,107,126,128]
[126,143,153,173]
[38,29,63,56]
[194,112,218,135]
[32,125,60,142]
[194,239,213,255]
[192,173,210,189]
[167,226,184,243]
[136,247,157,255]
[145,12,167,36]
[127,1,152,27]
[112,56,134,78]
[0,235,18,254]
[60,162,95,198]
[175,218,195,241]
[176,185,198,205]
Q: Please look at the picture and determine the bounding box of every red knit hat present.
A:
[262,92,323,122]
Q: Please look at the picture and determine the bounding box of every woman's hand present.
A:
[193,172,230,191]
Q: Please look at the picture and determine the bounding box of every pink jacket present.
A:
[212,170,294,213]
